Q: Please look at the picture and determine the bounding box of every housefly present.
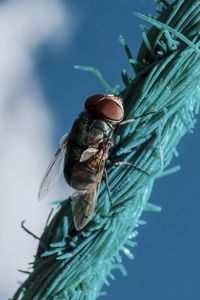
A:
[38,94,124,230]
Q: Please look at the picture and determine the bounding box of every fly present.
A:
[38,94,124,230]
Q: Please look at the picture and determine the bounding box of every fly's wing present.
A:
[59,132,68,146]
[72,148,107,230]
[80,147,99,162]
[79,138,109,163]
[38,133,68,200]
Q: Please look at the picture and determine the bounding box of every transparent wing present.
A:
[59,132,68,146]
[38,134,68,200]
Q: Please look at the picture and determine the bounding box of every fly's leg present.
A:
[103,168,113,205]
[112,161,149,176]
[120,111,157,125]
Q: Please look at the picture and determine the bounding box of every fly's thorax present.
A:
[68,110,114,148]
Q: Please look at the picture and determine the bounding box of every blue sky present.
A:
[0,0,200,299]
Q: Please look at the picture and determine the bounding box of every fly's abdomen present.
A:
[70,161,97,191]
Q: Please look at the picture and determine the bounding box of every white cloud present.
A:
[0,0,75,298]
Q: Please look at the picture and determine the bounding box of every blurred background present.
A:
[0,0,199,299]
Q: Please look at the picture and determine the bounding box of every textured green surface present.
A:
[12,0,200,299]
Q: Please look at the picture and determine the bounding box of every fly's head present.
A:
[84,94,124,126]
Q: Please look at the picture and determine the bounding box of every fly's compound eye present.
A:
[84,94,124,123]
[84,94,105,109]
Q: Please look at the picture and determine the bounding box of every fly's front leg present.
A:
[114,161,149,175]
[120,118,136,125]
[120,111,157,126]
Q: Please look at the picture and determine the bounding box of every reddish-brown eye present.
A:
[84,94,105,109]
[95,98,123,122]
[84,94,124,123]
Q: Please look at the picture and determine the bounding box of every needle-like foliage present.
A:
[12,0,200,299]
